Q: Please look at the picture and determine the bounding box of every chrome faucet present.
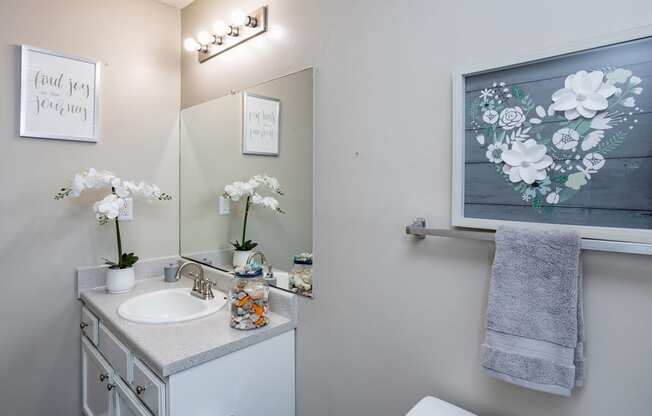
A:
[246,251,274,280]
[176,261,215,300]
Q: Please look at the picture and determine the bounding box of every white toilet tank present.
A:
[406,397,477,416]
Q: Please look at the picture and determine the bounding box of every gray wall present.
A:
[182,1,652,415]
[0,1,180,415]
[180,68,313,270]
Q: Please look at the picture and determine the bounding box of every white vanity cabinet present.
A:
[82,337,114,416]
[80,305,296,416]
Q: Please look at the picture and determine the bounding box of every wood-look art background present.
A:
[463,36,652,230]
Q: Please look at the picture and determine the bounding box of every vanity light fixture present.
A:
[197,30,222,46]
[183,5,267,63]
[183,38,204,53]
[213,20,237,38]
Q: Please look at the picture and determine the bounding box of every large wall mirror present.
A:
[180,68,314,298]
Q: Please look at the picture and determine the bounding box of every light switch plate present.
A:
[118,198,133,221]
[219,196,230,215]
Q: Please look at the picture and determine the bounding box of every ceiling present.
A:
[155,0,195,9]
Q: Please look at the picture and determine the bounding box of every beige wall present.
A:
[0,1,180,415]
[182,1,652,415]
[180,68,313,270]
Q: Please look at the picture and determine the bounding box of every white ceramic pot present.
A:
[233,250,253,268]
[106,267,136,294]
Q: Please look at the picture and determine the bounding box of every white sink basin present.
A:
[118,288,226,324]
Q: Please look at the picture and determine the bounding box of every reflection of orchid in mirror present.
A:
[222,174,285,252]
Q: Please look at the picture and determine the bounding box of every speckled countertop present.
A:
[79,267,298,379]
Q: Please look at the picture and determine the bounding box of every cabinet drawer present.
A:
[115,376,153,416]
[98,322,133,383]
[132,358,166,416]
[81,306,99,346]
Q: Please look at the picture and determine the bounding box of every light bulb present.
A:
[231,9,247,26]
[196,30,214,45]
[183,38,201,52]
[213,20,230,36]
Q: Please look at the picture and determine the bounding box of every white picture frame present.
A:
[20,45,101,143]
[451,25,652,243]
[242,92,280,156]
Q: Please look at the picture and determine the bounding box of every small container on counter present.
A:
[229,264,270,330]
[289,253,313,296]
[163,262,180,283]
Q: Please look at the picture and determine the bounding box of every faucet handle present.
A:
[202,280,215,300]
[265,264,274,279]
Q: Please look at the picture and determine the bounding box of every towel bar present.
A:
[405,218,652,256]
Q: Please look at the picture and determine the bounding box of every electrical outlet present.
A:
[219,196,230,215]
[118,198,134,221]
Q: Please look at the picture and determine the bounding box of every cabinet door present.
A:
[131,358,166,416]
[114,377,153,416]
[81,337,114,416]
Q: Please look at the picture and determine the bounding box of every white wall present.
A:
[0,1,180,415]
[182,1,652,415]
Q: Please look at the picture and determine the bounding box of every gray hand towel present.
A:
[481,226,584,396]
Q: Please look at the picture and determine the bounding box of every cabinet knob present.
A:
[79,321,89,336]
[136,385,146,395]
[99,374,108,383]
[107,383,116,391]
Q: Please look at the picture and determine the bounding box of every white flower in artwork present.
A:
[501,139,553,184]
[581,130,604,151]
[632,87,643,95]
[606,68,632,85]
[480,88,494,99]
[546,192,560,204]
[476,134,485,145]
[486,142,508,163]
[498,107,525,130]
[552,127,580,150]
[565,172,588,190]
[622,97,636,107]
[551,70,617,120]
[482,109,499,124]
[590,112,616,130]
[630,76,642,86]
[583,152,606,170]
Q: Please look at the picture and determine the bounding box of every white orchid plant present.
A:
[472,67,644,211]
[54,168,172,269]
[222,174,284,252]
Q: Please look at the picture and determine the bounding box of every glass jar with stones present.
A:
[230,264,270,330]
[289,253,313,297]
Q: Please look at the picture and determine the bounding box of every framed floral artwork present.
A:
[452,27,652,243]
